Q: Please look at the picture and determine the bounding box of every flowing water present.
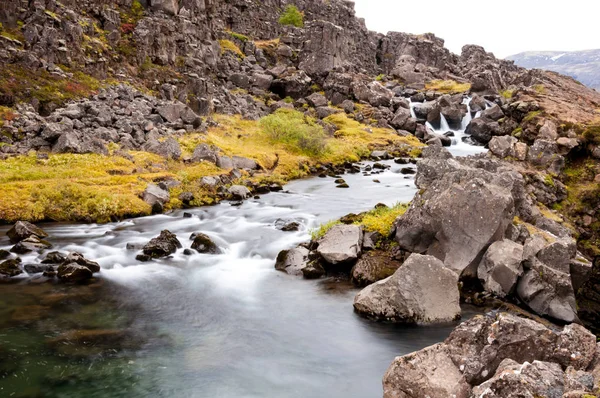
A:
[0,104,486,398]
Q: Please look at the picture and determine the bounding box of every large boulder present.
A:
[7,221,48,244]
[477,239,524,297]
[57,263,94,283]
[142,230,181,259]
[527,139,565,174]
[10,236,52,254]
[316,224,363,265]
[143,137,181,160]
[0,259,23,277]
[228,185,251,200]
[353,254,460,323]
[489,135,518,159]
[383,343,470,398]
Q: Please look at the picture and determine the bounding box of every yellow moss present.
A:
[310,219,342,240]
[218,39,244,58]
[425,80,471,94]
[513,216,556,243]
[255,38,280,49]
[359,202,409,236]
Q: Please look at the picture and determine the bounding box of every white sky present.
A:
[351,0,599,58]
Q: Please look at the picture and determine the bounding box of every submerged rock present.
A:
[142,230,182,259]
[7,221,48,244]
[353,254,460,323]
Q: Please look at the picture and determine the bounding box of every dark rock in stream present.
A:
[24,263,54,274]
[190,233,221,254]
[142,230,182,259]
[57,263,94,283]
[64,252,101,273]
[7,221,48,244]
[0,258,23,277]
[41,251,67,264]
[275,247,309,276]
[10,236,52,254]
[0,250,10,260]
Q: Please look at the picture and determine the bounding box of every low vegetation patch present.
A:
[279,5,304,28]
[359,202,409,236]
[310,219,342,240]
[218,39,244,58]
[260,109,328,156]
[500,89,516,99]
[425,80,471,94]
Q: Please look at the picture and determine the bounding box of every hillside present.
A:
[508,49,600,90]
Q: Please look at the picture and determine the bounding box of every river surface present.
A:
[0,107,486,398]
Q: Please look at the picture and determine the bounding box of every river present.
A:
[0,105,486,398]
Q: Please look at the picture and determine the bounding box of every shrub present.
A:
[279,5,304,28]
[229,31,249,42]
[259,108,327,156]
[218,39,244,58]
[582,124,600,145]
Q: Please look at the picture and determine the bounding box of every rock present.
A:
[306,93,328,108]
[231,156,258,170]
[191,144,218,164]
[554,323,597,370]
[370,150,389,159]
[64,252,101,273]
[190,233,221,254]
[465,117,500,144]
[7,221,48,243]
[275,247,309,276]
[471,359,565,398]
[383,343,470,398]
[228,185,251,200]
[489,135,517,158]
[316,224,363,265]
[481,104,504,121]
[157,103,185,123]
[527,139,564,174]
[142,184,170,214]
[301,261,325,279]
[538,120,558,140]
[144,137,181,160]
[57,263,93,283]
[275,219,301,232]
[350,251,402,287]
[353,254,460,323]
[0,249,10,260]
[516,260,578,323]
[24,263,53,274]
[11,236,52,254]
[477,239,524,298]
[0,258,22,277]
[142,230,182,259]
[42,251,67,264]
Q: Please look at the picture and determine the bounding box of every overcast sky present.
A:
[351,0,599,58]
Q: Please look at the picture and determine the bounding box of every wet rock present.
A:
[142,230,182,259]
[383,343,470,398]
[351,251,402,287]
[7,221,48,243]
[190,233,221,254]
[10,236,52,254]
[0,250,10,260]
[228,185,251,200]
[275,219,301,232]
[57,263,93,283]
[316,224,363,265]
[301,261,326,279]
[0,258,22,277]
[275,247,309,276]
[24,263,53,274]
[64,252,101,273]
[353,254,460,323]
[142,184,170,214]
[477,239,524,298]
[41,251,67,264]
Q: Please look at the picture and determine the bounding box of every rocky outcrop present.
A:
[7,221,48,244]
[383,312,599,397]
[477,239,524,298]
[353,254,460,324]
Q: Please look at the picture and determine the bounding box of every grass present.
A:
[424,80,471,94]
[0,110,421,223]
[309,202,409,240]
[279,5,304,28]
[522,110,542,123]
[218,39,244,58]
[582,124,600,145]
[228,31,249,42]
[500,89,515,99]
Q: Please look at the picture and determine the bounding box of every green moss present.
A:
[358,202,409,236]
[279,5,304,28]
[543,174,555,188]
[228,31,249,42]
[500,89,515,99]
[375,74,385,81]
[283,96,294,104]
[310,219,341,240]
[523,110,542,123]
[582,124,600,145]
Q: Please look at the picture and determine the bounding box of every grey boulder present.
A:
[477,239,524,297]
[316,224,363,265]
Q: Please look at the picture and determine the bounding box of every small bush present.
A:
[259,108,327,156]
[582,124,600,145]
[279,5,304,28]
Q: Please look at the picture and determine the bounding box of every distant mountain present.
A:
[507,49,600,90]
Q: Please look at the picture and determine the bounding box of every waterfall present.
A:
[439,113,450,132]
[408,99,417,119]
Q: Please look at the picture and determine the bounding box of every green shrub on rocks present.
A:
[260,108,327,156]
[279,5,304,28]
